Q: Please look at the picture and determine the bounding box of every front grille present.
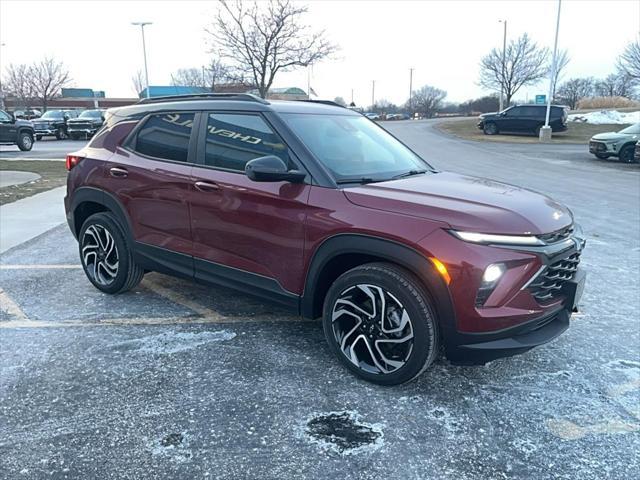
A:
[69,121,93,129]
[589,141,606,152]
[538,225,574,244]
[528,251,580,302]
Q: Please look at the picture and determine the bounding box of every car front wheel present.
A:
[55,128,67,140]
[323,263,439,385]
[17,132,33,151]
[619,145,635,163]
[79,212,144,294]
[483,122,498,135]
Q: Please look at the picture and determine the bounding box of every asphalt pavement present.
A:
[0,138,80,160]
[1,121,639,479]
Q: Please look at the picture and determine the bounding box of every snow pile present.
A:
[568,110,640,125]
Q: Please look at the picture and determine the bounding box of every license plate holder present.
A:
[563,269,586,312]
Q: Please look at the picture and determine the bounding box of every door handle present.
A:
[194,181,220,192]
[109,167,128,178]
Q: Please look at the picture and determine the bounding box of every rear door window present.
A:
[203,113,290,172]
[133,112,195,162]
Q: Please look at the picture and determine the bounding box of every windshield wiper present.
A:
[335,177,379,185]
[389,169,429,180]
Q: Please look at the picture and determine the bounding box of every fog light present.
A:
[483,264,504,283]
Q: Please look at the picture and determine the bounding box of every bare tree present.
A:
[479,33,549,105]
[556,77,595,109]
[617,39,640,79]
[551,49,570,100]
[171,68,205,88]
[333,96,347,107]
[596,73,637,98]
[412,85,447,118]
[132,70,145,97]
[207,0,337,98]
[2,63,36,107]
[29,57,71,111]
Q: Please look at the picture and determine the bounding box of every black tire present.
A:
[17,131,33,151]
[594,153,609,160]
[55,127,67,140]
[322,262,439,385]
[35,135,43,141]
[618,145,635,163]
[79,212,144,294]
[69,133,80,141]
[483,122,498,135]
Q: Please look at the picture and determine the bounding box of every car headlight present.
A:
[476,263,506,306]
[450,230,544,246]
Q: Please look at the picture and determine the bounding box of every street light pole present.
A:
[409,68,414,113]
[499,20,507,111]
[132,22,152,98]
[541,0,562,142]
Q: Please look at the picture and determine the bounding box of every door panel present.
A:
[190,112,310,295]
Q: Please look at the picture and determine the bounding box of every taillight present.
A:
[65,154,84,171]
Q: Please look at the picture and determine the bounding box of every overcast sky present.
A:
[1,0,638,105]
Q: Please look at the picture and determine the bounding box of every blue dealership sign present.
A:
[535,95,546,105]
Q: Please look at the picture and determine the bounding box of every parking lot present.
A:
[1,121,639,479]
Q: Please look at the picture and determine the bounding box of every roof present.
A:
[110,94,358,119]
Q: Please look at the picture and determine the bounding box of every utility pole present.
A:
[541,0,562,142]
[371,80,375,108]
[409,68,414,112]
[131,22,152,98]
[202,65,206,89]
[499,20,507,111]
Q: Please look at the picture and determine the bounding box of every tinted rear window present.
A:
[134,112,195,162]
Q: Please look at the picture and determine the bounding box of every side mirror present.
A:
[245,155,306,183]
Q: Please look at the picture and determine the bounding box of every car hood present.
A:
[591,132,633,142]
[343,171,572,235]
[68,117,101,123]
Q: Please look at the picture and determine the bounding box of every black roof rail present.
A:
[297,99,345,108]
[137,93,270,105]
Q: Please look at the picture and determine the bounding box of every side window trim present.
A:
[122,110,199,165]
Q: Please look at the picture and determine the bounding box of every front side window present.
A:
[281,113,430,182]
[204,113,290,171]
[134,112,195,162]
[619,123,640,135]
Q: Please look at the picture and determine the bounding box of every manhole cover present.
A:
[305,411,383,455]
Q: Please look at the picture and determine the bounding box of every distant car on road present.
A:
[67,109,105,140]
[589,123,639,163]
[364,112,381,120]
[0,109,34,151]
[33,109,79,140]
[478,105,568,136]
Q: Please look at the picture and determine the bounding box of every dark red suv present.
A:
[64,94,586,385]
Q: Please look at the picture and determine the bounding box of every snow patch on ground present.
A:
[568,110,639,124]
[109,330,236,355]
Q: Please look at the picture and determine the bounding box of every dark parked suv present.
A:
[64,94,586,385]
[67,109,105,140]
[478,105,568,136]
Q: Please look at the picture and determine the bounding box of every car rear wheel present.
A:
[483,122,498,135]
[17,132,33,151]
[619,145,635,163]
[322,263,439,385]
[79,212,144,294]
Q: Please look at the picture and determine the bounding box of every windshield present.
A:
[619,123,640,135]
[41,111,63,119]
[79,110,102,119]
[281,113,431,183]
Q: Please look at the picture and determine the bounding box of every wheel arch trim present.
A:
[301,234,456,331]
[70,187,134,242]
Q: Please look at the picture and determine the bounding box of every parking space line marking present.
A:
[0,288,29,321]
[142,277,227,321]
[0,264,82,269]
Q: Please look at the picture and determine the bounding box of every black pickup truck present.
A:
[0,109,35,151]
[67,109,105,140]
[32,109,78,140]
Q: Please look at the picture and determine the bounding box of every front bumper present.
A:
[446,268,585,364]
[68,126,99,136]
[34,128,56,136]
